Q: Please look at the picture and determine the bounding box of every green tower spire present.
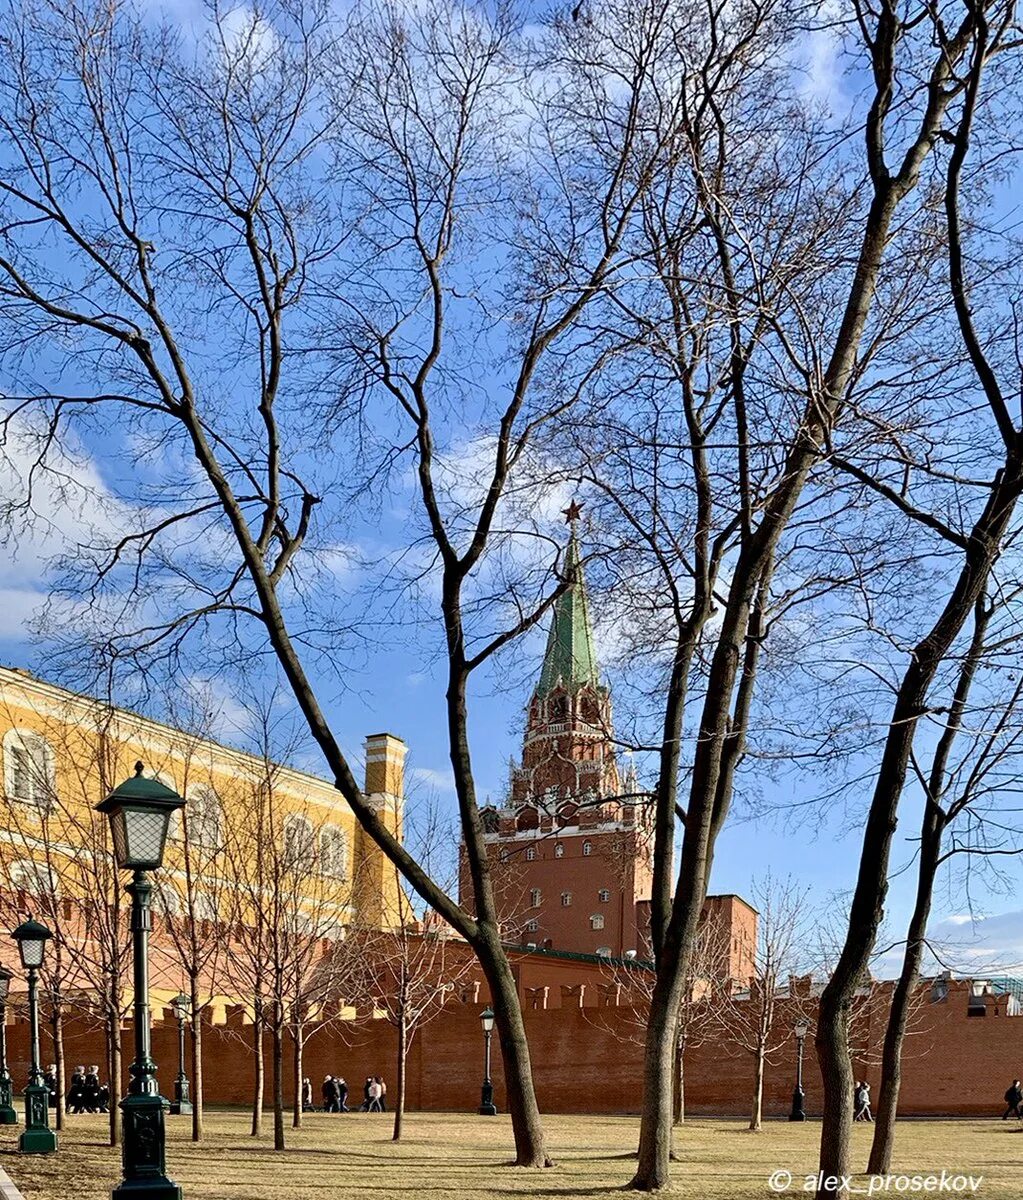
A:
[535,508,600,696]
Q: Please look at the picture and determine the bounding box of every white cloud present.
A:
[409,765,456,794]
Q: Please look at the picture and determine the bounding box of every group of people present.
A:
[853,1081,873,1122]
[305,1074,388,1113]
[65,1065,110,1113]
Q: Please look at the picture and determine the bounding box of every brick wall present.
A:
[6,979,1018,1118]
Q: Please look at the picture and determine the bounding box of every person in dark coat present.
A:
[321,1075,338,1112]
[83,1066,101,1112]
[361,1077,372,1111]
[43,1065,57,1109]
[336,1076,349,1113]
[67,1066,86,1114]
[1003,1080,1023,1119]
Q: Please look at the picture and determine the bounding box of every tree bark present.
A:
[631,963,687,1190]
[672,1037,684,1127]
[392,1018,406,1141]
[190,999,203,1142]
[49,1001,65,1131]
[107,1012,122,1147]
[272,1018,285,1151]
[292,1026,303,1129]
[866,845,938,1174]
[750,1047,765,1132]
[251,1004,264,1137]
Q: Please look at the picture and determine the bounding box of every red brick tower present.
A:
[459,506,655,956]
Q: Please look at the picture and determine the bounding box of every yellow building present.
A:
[0,665,406,1013]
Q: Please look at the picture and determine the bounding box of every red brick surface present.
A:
[8,978,1017,1119]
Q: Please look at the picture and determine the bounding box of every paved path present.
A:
[0,1163,26,1200]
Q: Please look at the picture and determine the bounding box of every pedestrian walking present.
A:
[367,1077,383,1113]
[1003,1079,1023,1119]
[322,1074,338,1113]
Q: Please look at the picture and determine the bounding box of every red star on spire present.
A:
[562,500,583,524]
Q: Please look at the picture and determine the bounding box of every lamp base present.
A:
[19,1126,57,1153]
[0,1105,18,1125]
[112,1180,183,1200]
[168,1101,192,1116]
[477,1103,498,1116]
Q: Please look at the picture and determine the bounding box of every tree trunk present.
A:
[392,1018,407,1141]
[107,1012,122,1147]
[292,1026,303,1130]
[478,937,551,1167]
[272,1019,285,1151]
[631,965,686,1190]
[251,1005,264,1137]
[190,1000,203,1142]
[49,1002,65,1131]
[750,1046,765,1132]
[672,1038,684,1127]
[867,811,942,1174]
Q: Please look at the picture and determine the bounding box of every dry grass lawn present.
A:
[2,1109,1019,1199]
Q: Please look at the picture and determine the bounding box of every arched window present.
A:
[283,814,315,868]
[155,882,182,917]
[516,805,538,832]
[319,825,348,879]
[525,846,536,861]
[188,785,222,849]
[590,913,605,931]
[554,842,564,859]
[550,693,569,722]
[582,840,592,857]
[9,857,57,897]
[598,888,610,903]
[3,729,55,808]
[481,806,499,833]
[561,891,572,907]
[529,888,542,907]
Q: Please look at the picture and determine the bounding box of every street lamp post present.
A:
[168,993,192,1117]
[11,918,56,1153]
[478,1006,497,1116]
[96,762,185,1200]
[789,1019,810,1122]
[0,966,18,1126]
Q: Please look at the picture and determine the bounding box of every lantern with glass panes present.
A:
[11,917,55,1153]
[96,763,184,1200]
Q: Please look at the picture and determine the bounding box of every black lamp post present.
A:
[168,993,192,1117]
[11,917,56,1153]
[0,966,17,1125]
[96,762,185,1200]
[789,1019,810,1121]
[478,1006,497,1116]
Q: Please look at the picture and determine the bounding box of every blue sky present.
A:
[1,0,1022,984]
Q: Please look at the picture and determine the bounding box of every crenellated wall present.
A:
[5,978,1017,1119]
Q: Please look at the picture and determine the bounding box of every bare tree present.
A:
[714,877,812,1131]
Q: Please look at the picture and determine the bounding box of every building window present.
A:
[582,840,592,856]
[526,846,536,861]
[319,825,348,879]
[3,729,55,808]
[561,892,572,907]
[590,914,605,930]
[554,843,564,858]
[530,888,542,907]
[283,813,315,867]
[499,847,510,862]
[188,785,223,849]
[598,888,610,903]
[525,918,538,933]
[9,858,57,898]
